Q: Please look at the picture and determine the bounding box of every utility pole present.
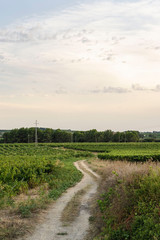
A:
[34,120,39,146]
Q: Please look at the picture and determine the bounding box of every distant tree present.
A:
[3,129,19,143]
[27,128,35,143]
[103,130,114,142]
[97,131,104,142]
[43,128,53,143]
[52,129,72,142]
[16,128,28,143]
[2,128,140,143]
[85,129,98,142]
[73,131,85,142]
[112,132,121,142]
[125,131,139,142]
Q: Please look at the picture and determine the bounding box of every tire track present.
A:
[19,160,99,240]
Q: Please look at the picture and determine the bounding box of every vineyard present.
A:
[1,142,160,201]
[1,142,160,240]
[56,142,160,162]
[0,144,92,209]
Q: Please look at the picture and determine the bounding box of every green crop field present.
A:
[0,144,92,209]
[1,142,160,240]
[0,143,93,239]
[54,142,160,162]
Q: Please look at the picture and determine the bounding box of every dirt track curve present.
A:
[19,160,100,240]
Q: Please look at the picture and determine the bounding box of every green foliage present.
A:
[97,170,160,240]
[95,142,160,162]
[2,128,140,143]
[2,128,73,143]
[0,144,91,209]
[54,142,160,162]
[18,199,37,218]
[98,153,160,162]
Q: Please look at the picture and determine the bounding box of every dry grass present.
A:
[0,183,50,240]
[0,202,53,240]
[0,210,32,240]
[87,159,160,239]
[88,158,160,182]
[78,161,99,180]
[13,183,49,203]
[61,185,91,224]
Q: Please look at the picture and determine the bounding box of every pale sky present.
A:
[0,0,160,131]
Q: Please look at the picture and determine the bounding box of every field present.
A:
[0,144,93,203]
[56,142,160,162]
[1,142,160,206]
[1,142,160,240]
[0,144,92,239]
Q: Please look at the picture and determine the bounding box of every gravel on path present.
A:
[18,160,100,240]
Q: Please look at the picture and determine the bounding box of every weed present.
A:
[89,159,160,240]
[61,185,91,223]
[57,232,68,235]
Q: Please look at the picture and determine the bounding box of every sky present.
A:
[0,0,160,131]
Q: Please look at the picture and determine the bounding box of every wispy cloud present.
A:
[1,0,160,130]
[132,84,147,91]
[90,86,130,94]
[152,85,160,92]
[132,84,160,92]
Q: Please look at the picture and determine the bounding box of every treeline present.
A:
[1,128,140,143]
[2,128,71,143]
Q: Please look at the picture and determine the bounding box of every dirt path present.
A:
[19,160,100,240]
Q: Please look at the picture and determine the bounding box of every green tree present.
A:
[52,129,72,142]
[43,128,53,142]
[73,131,85,142]
[85,129,98,142]
[103,130,114,142]
[125,131,139,142]
[112,132,121,142]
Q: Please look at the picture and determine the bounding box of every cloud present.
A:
[0,0,159,43]
[132,84,160,92]
[152,85,160,92]
[0,0,160,102]
[0,55,6,64]
[91,84,160,94]
[81,37,91,44]
[132,84,147,91]
[1,0,160,130]
[90,86,130,94]
[55,87,68,94]
[0,55,4,60]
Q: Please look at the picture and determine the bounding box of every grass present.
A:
[78,161,99,180]
[0,144,93,240]
[87,159,160,240]
[53,142,160,154]
[1,143,160,239]
[61,185,91,224]
[51,142,160,162]
[57,232,68,235]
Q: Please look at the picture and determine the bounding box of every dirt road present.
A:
[19,160,100,240]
